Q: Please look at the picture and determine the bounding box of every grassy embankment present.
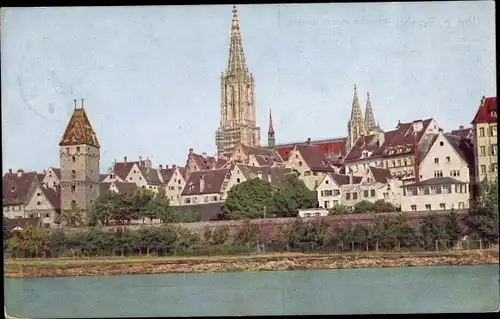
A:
[5,247,499,278]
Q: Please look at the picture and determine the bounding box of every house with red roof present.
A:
[41,167,61,190]
[3,169,40,219]
[343,118,441,182]
[470,96,497,186]
[24,183,61,228]
[316,173,362,209]
[284,141,341,190]
[159,165,186,206]
[228,142,284,167]
[449,125,474,140]
[276,137,345,162]
[184,148,228,179]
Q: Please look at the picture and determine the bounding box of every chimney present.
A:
[8,168,12,174]
[199,174,205,193]
[159,164,163,170]
[113,158,117,166]
[17,169,23,177]
[413,132,420,183]
[43,169,46,174]
[172,165,176,168]
[306,137,311,145]
[189,148,194,155]
[165,165,169,169]
[139,156,142,165]
[124,156,127,164]
[459,125,464,129]
[377,131,385,147]
[438,128,443,133]
[202,152,207,158]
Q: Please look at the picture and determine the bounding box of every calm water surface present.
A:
[5,265,499,318]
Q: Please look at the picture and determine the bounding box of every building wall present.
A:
[124,164,161,193]
[181,192,223,205]
[419,132,471,183]
[102,172,125,183]
[42,168,60,189]
[401,183,470,212]
[285,149,325,190]
[473,122,498,184]
[298,208,329,217]
[345,155,415,178]
[165,168,186,206]
[316,175,342,209]
[3,205,25,219]
[59,144,100,213]
[24,185,57,227]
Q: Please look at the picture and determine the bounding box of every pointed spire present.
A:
[350,84,363,122]
[364,92,376,133]
[268,109,274,133]
[227,5,248,74]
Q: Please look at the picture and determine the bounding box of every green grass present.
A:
[4,249,488,270]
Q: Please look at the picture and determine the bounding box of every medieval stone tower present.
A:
[215,5,261,157]
[59,100,101,220]
[346,85,382,153]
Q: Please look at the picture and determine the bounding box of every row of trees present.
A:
[4,203,497,258]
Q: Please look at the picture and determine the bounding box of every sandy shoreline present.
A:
[5,250,498,278]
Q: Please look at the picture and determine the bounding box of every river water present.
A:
[4,265,499,317]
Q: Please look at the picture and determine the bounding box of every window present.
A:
[184,198,191,204]
[295,154,298,159]
[324,201,330,208]
[479,127,485,137]
[411,187,418,196]
[392,160,396,167]
[71,184,76,192]
[491,144,497,155]
[439,141,444,146]
[397,159,401,166]
[169,186,175,190]
[204,196,209,203]
[314,213,320,217]
[480,165,486,174]
[345,193,351,200]
[364,190,369,198]
[491,126,497,136]
[44,223,50,228]
[436,186,442,194]
[370,189,376,197]
[325,179,329,184]
[445,156,450,164]
[304,171,311,176]
[367,178,371,183]
[72,156,76,163]
[71,170,76,178]
[305,213,311,217]
[313,172,318,176]
[178,180,181,185]
[491,164,498,172]
[425,204,432,211]
[480,146,486,156]
[411,205,417,211]
[434,157,439,164]
[442,185,451,193]
[36,201,41,205]
[322,190,333,196]
[76,146,80,152]
[333,200,339,206]
[90,200,93,204]
[212,196,218,201]
[236,178,241,183]
[434,170,443,178]
[352,193,358,200]
[439,203,446,210]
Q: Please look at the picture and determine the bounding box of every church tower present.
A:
[346,85,365,153]
[267,109,276,149]
[59,99,101,222]
[215,5,261,157]
[364,92,377,133]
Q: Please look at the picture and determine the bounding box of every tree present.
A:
[234,220,260,246]
[147,189,173,223]
[444,210,464,243]
[21,226,51,257]
[222,179,275,220]
[89,191,121,226]
[3,217,12,242]
[372,199,397,213]
[329,204,350,215]
[419,213,448,249]
[273,176,317,217]
[130,189,156,223]
[468,177,499,244]
[212,225,230,245]
[353,200,374,214]
[61,202,85,227]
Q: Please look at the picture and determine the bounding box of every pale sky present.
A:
[1,2,496,173]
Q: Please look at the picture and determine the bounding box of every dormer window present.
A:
[189,183,195,190]
[72,156,76,163]
[491,111,497,118]
[71,170,76,178]
[11,187,16,192]
[76,146,80,152]
[66,147,70,154]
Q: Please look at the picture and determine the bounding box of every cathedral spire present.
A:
[227,5,248,74]
[268,109,276,149]
[364,92,376,133]
[346,84,365,152]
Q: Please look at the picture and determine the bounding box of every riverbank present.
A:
[5,249,498,278]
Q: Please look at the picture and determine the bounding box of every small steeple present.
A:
[346,84,366,152]
[227,5,248,74]
[364,92,376,133]
[268,109,276,149]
